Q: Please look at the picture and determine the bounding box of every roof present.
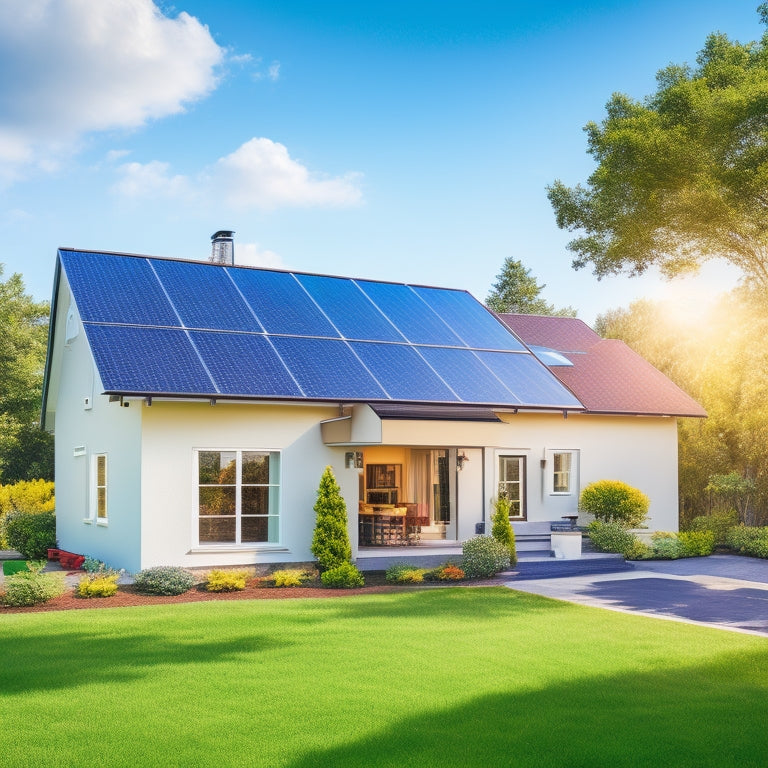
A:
[498,314,706,418]
[45,249,584,412]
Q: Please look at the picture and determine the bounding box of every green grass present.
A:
[1,560,28,576]
[1,588,767,768]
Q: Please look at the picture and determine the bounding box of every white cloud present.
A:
[267,61,281,81]
[213,138,362,209]
[112,160,191,199]
[0,0,223,178]
[236,242,286,269]
[113,137,363,210]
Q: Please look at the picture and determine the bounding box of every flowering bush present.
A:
[133,566,196,595]
[461,536,510,578]
[320,562,364,588]
[205,569,249,592]
[427,563,465,581]
[579,480,649,528]
[270,569,316,587]
[2,561,66,606]
[385,564,426,584]
[77,571,119,598]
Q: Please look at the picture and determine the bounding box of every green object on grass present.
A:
[2,559,28,576]
[1,589,766,767]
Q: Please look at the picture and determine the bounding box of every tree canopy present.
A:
[485,257,576,316]
[548,9,768,289]
[0,266,53,483]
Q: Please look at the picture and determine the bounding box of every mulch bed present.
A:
[2,572,497,614]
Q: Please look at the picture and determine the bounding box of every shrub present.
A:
[579,480,649,528]
[678,530,716,557]
[320,562,364,588]
[0,479,55,549]
[385,563,426,584]
[310,466,352,571]
[77,572,119,598]
[270,569,315,587]
[426,563,465,581]
[206,569,249,592]
[2,561,66,606]
[3,510,56,559]
[687,511,738,546]
[587,521,640,556]
[490,496,517,567]
[624,540,653,560]
[726,526,768,559]
[650,532,684,559]
[133,566,196,595]
[461,535,510,578]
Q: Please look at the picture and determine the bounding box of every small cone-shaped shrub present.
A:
[310,466,352,571]
[490,495,517,567]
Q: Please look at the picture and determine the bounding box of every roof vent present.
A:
[210,230,235,265]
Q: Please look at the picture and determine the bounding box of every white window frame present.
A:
[497,454,526,519]
[89,453,108,525]
[195,449,281,548]
[548,450,579,496]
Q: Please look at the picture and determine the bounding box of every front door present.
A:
[410,448,456,539]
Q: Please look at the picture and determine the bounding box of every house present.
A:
[41,242,706,572]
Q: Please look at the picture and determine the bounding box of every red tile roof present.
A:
[498,314,706,418]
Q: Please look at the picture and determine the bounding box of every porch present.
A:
[355,541,633,580]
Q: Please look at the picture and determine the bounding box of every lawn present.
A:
[2,587,767,768]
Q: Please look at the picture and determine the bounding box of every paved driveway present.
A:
[506,555,768,636]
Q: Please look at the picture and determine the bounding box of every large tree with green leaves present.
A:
[0,266,53,483]
[485,257,576,316]
[548,8,768,289]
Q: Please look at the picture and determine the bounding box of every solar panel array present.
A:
[59,249,583,409]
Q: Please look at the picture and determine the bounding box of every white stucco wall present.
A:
[138,401,352,570]
[48,281,143,571]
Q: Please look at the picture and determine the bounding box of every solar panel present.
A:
[229,268,339,338]
[412,286,526,351]
[59,249,584,409]
[354,280,466,346]
[269,337,387,399]
[475,351,582,407]
[296,273,406,342]
[417,347,521,404]
[189,331,302,397]
[151,259,262,332]
[61,251,180,327]
[348,341,457,401]
[84,325,215,393]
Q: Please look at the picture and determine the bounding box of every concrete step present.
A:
[504,554,634,581]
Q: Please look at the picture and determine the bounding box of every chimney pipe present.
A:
[210,230,235,265]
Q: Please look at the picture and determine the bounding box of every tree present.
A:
[485,257,576,316]
[548,9,768,289]
[0,266,53,483]
[490,495,517,566]
[310,466,352,571]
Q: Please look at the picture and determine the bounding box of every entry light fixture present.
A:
[456,451,469,471]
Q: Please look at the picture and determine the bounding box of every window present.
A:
[197,450,280,545]
[91,453,108,523]
[549,450,578,495]
[498,455,526,518]
[553,452,572,494]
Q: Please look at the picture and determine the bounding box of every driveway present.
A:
[505,555,768,636]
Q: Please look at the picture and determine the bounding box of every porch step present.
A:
[504,553,634,581]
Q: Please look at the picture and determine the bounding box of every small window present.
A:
[92,453,108,523]
[498,455,526,518]
[553,452,572,494]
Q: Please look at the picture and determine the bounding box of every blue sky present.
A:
[0,1,761,324]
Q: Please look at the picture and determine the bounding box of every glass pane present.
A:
[199,451,236,485]
[199,486,236,516]
[97,455,106,486]
[242,486,269,515]
[199,516,235,543]
[500,457,519,482]
[242,516,278,543]
[242,452,269,484]
[97,488,107,518]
